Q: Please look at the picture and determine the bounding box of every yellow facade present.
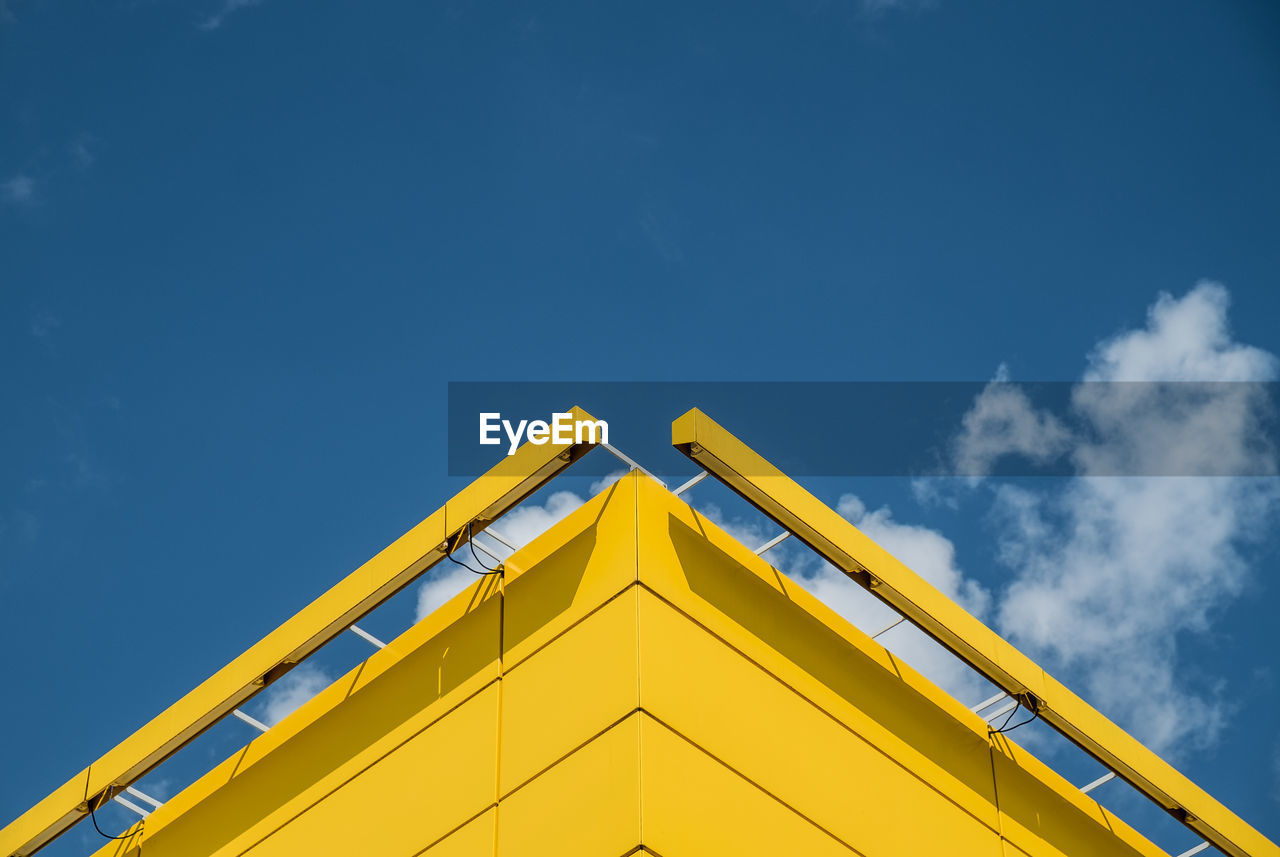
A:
[77,472,1181,857]
[672,408,1271,857]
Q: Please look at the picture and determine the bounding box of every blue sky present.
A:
[3,1,1279,854]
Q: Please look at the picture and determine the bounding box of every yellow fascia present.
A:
[671,407,1277,857]
[633,474,1167,857]
[0,406,599,857]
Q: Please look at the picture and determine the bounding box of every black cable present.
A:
[89,797,138,841]
[443,549,488,576]
[442,522,502,576]
[993,701,1021,732]
[991,701,1040,735]
[467,521,503,574]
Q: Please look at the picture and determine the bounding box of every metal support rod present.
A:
[1080,771,1117,795]
[474,531,511,560]
[348,624,387,649]
[111,795,150,819]
[601,443,667,488]
[468,538,505,567]
[970,691,1010,714]
[484,526,517,552]
[1175,844,1211,857]
[123,787,162,810]
[984,699,1019,723]
[672,471,708,496]
[870,615,906,640]
[753,531,791,555]
[231,709,270,734]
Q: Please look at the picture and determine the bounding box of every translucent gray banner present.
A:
[447,381,1279,478]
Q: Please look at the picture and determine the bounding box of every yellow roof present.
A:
[82,474,1203,857]
[3,409,1274,857]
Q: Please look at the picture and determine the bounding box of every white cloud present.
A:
[490,489,589,548]
[200,0,263,31]
[952,364,1074,476]
[413,562,478,623]
[962,283,1280,756]
[70,136,95,169]
[3,174,34,204]
[1083,283,1277,384]
[746,283,1278,758]
[1069,284,1278,478]
[260,663,332,726]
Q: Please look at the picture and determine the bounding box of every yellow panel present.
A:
[635,475,1001,825]
[421,807,496,857]
[239,683,498,857]
[634,475,1164,857]
[501,475,638,668]
[496,715,641,857]
[672,407,1278,857]
[91,577,503,857]
[500,588,640,795]
[637,473,985,723]
[992,736,1166,857]
[637,588,1001,857]
[639,713,854,857]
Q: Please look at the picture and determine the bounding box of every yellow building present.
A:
[1,410,1273,857]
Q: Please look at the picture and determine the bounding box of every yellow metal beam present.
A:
[671,407,1277,857]
[0,407,600,857]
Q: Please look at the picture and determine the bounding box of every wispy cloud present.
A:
[199,0,263,31]
[949,282,1279,757]
[3,137,98,209]
[69,135,96,169]
[951,364,1073,476]
[30,310,61,341]
[3,174,34,204]
[638,200,685,263]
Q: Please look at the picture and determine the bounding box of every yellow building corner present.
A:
[71,472,1207,857]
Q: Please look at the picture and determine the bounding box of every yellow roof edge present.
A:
[0,406,599,857]
[99,574,505,852]
[671,406,1278,857]
[634,473,1166,857]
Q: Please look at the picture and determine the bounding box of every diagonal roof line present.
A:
[0,406,601,857]
[671,406,1277,857]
